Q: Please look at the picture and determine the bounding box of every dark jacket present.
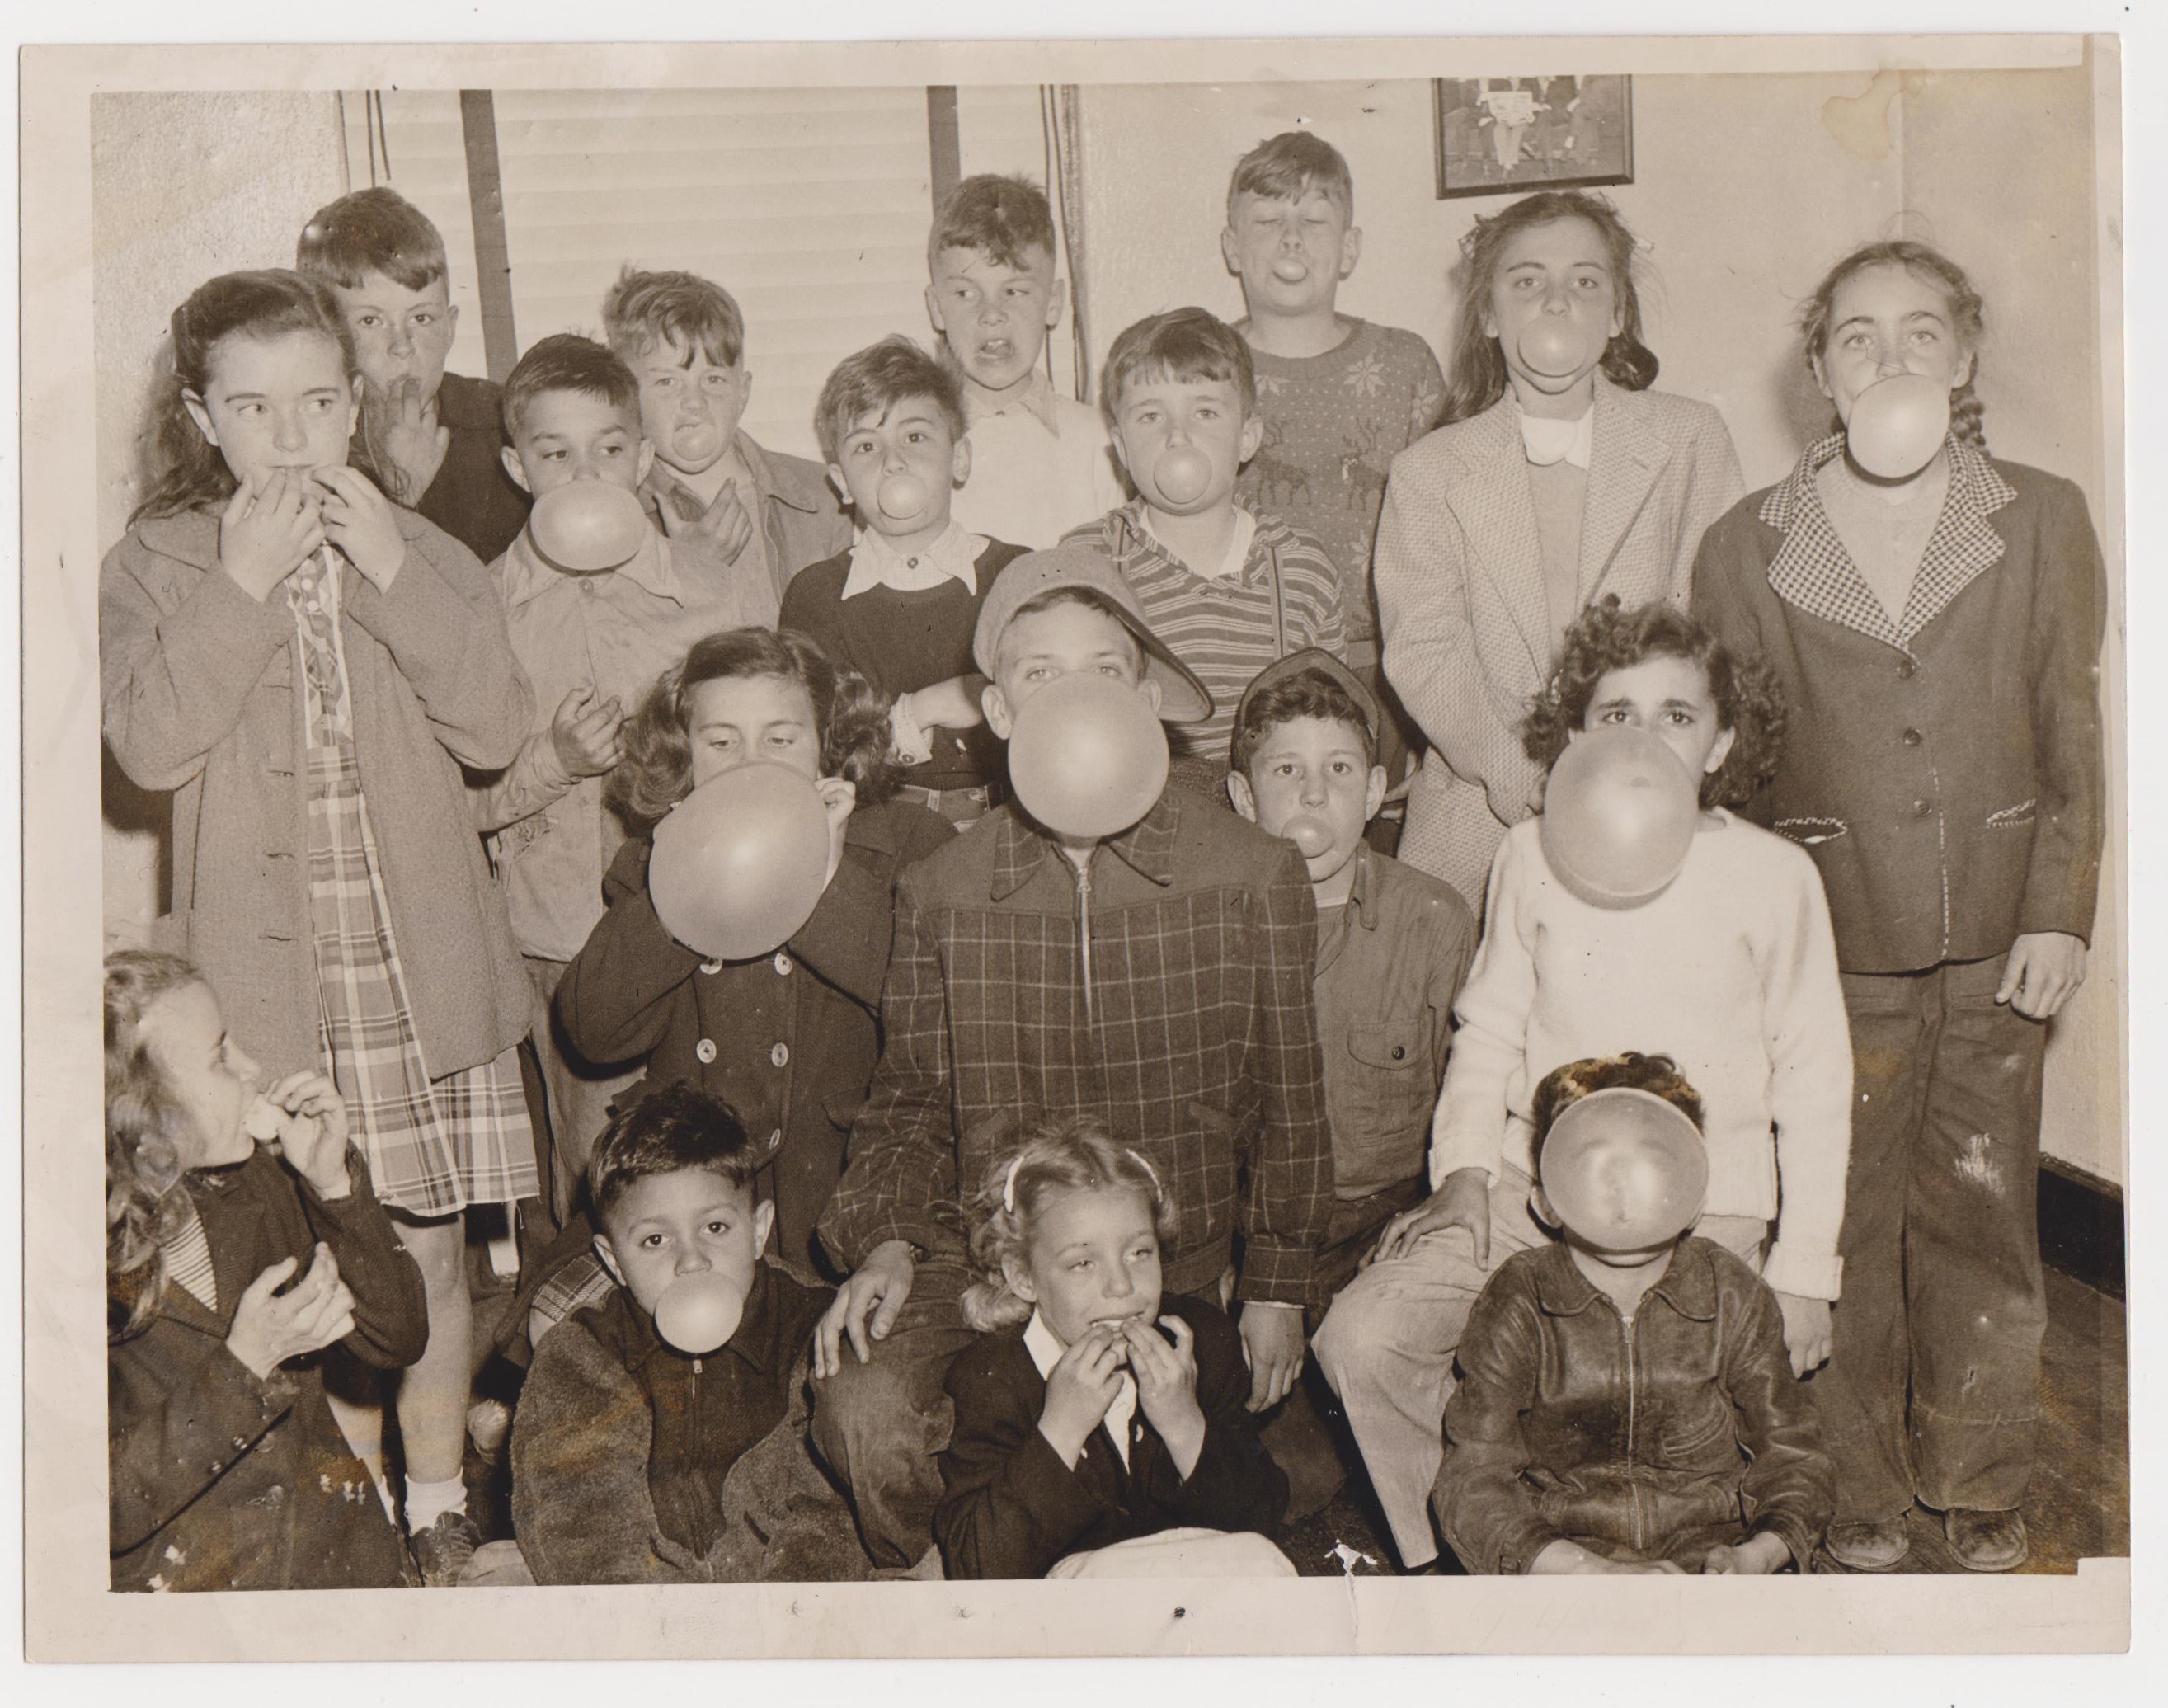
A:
[1435,1238,1832,1574]
[819,790,1335,1306]
[108,1147,428,1591]
[935,1296,1288,1579]
[397,370,533,567]
[1691,436,2106,974]
[510,1260,850,1583]
[554,798,955,1277]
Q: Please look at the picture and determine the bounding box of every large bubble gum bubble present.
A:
[1281,814,1337,859]
[648,762,834,961]
[877,473,929,520]
[1538,1087,1709,1254]
[651,1273,745,1356]
[1516,318,1593,380]
[1538,726,1700,910]
[1845,373,1951,481]
[529,481,650,573]
[1152,446,1214,506]
[1007,674,1170,840]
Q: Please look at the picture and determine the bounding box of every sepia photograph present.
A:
[17,19,2134,1669]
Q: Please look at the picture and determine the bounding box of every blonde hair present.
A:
[959,1115,1177,1332]
[105,950,205,1341]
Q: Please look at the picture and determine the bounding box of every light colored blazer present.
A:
[1376,377,1743,909]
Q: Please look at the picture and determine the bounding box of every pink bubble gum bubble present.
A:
[647,763,833,961]
[1152,446,1213,506]
[1845,374,1951,480]
[1516,318,1588,379]
[1006,674,1170,840]
[651,1273,745,1355]
[529,481,649,573]
[876,473,929,520]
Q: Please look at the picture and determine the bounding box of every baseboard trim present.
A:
[2039,1157,2124,1300]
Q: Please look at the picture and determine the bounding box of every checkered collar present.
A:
[990,789,1182,901]
[1758,433,2018,649]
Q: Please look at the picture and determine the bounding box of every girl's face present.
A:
[1006,1183,1164,1348]
[1813,263,1974,421]
[183,330,359,488]
[136,982,261,1173]
[1573,654,1735,787]
[686,672,824,790]
[1483,216,1624,401]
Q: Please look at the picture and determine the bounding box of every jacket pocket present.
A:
[1773,815,1849,846]
[1985,798,2037,830]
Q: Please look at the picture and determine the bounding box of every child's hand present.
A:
[1368,1166,1492,1269]
[905,675,985,733]
[219,468,323,602]
[549,685,626,781]
[811,1239,916,1378]
[1237,1301,1305,1413]
[815,776,858,887]
[314,466,408,593]
[1776,1291,1832,1376]
[1703,1533,1792,1574]
[224,1245,356,1379]
[1997,930,2088,1020]
[362,376,450,506]
[257,1070,353,1199]
[1528,1539,1686,1574]
[657,478,755,567]
[1122,1315,1206,1476]
[1038,1323,1126,1468]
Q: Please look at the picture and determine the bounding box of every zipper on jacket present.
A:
[1074,858,1096,1033]
[1619,1309,1643,1555]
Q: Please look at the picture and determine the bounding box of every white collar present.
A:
[1023,1309,1137,1469]
[839,518,986,600]
[963,367,1060,431]
[1520,405,1595,471]
[1140,506,1258,581]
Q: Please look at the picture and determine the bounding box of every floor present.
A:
[1278,1264,2130,1578]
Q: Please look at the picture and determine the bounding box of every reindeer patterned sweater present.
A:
[1235,318,1446,647]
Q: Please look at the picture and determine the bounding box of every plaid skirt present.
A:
[304,736,537,1217]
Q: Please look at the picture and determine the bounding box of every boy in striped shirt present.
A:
[1061,307,1350,798]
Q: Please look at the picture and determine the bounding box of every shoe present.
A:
[410,1508,484,1587]
[1945,1508,2029,1573]
[1822,1518,1911,1572]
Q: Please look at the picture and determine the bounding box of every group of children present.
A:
[101,125,2105,1591]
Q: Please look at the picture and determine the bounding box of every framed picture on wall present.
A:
[1434,75,1634,199]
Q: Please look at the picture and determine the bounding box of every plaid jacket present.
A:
[819,791,1335,1306]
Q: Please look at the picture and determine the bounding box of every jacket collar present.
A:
[1531,1235,1719,1323]
[989,788,1182,902]
[136,497,436,576]
[496,518,680,609]
[738,432,830,515]
[1758,433,2018,649]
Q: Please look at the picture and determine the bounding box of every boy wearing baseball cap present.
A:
[1228,650,1476,1302]
[809,543,1335,1570]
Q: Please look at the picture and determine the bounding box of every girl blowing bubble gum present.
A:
[106,951,428,1592]
[933,1117,1294,1579]
[100,270,538,1585]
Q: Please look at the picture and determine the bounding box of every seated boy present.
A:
[1063,307,1348,798]
[297,186,531,563]
[602,266,849,621]
[507,1084,863,1584]
[473,334,769,1222]
[1227,649,1475,1301]
[1435,1055,1832,1575]
[929,174,1124,548]
[780,337,1026,826]
[1221,131,1445,794]
[807,543,1336,1569]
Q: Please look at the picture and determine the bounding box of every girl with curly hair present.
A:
[1313,597,1849,1574]
[1373,191,1744,910]
[1692,242,2108,1574]
[548,627,955,1284]
[934,1115,1292,1579]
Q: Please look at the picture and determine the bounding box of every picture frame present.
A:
[1434,74,1635,199]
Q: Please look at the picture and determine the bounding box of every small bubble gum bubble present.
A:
[877,473,929,520]
[1153,446,1213,506]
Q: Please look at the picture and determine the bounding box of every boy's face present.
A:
[631,333,753,478]
[1220,186,1361,319]
[596,1168,774,1323]
[826,396,969,539]
[185,330,358,490]
[1108,372,1263,517]
[1229,714,1385,889]
[501,389,653,500]
[927,244,1065,396]
[982,598,1161,736]
[1573,655,1734,790]
[1004,1184,1164,1348]
[329,270,458,402]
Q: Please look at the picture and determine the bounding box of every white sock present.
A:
[405,1475,468,1534]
